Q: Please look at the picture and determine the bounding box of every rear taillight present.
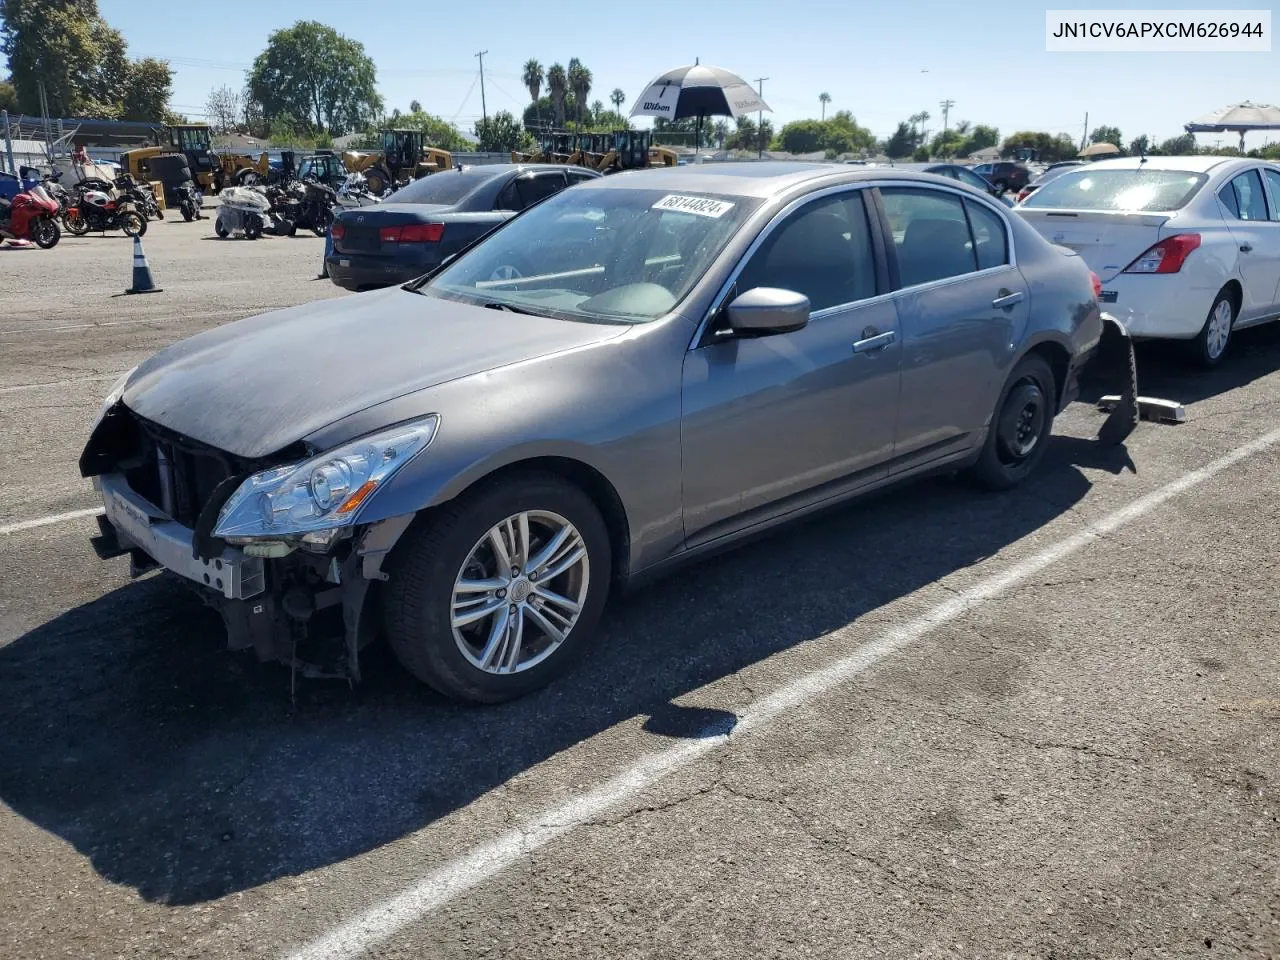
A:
[1123,233,1201,274]
[1017,188,1031,202]
[1089,270,1102,299]
[380,222,445,243]
[330,222,345,240]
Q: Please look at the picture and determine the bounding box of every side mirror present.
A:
[726,287,810,335]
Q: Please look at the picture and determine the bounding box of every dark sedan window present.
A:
[385,168,498,205]
[956,168,994,193]
[496,173,569,212]
[881,188,978,287]
[964,200,1009,269]
[736,191,877,312]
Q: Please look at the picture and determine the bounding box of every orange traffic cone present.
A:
[125,235,162,294]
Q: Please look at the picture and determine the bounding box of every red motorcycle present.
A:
[0,184,61,248]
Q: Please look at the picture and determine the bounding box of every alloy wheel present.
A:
[1205,298,1233,361]
[450,510,590,675]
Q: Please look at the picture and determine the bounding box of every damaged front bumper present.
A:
[92,471,411,681]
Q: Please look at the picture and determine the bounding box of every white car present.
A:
[1016,156,1280,366]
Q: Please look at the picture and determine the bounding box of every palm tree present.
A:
[713,118,729,148]
[547,63,567,127]
[955,119,971,135]
[819,92,831,121]
[611,88,625,115]
[567,58,592,125]
[591,99,604,124]
[522,59,543,105]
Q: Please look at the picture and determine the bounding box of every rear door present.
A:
[876,185,1030,469]
[1218,168,1280,322]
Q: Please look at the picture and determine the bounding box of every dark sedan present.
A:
[326,163,602,291]
[883,162,1014,205]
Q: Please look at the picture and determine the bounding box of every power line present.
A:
[449,73,481,125]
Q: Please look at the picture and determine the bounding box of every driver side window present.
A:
[734,191,878,313]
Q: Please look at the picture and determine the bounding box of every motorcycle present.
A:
[41,171,71,219]
[174,181,203,222]
[0,183,62,248]
[64,180,147,237]
[215,186,285,239]
[114,174,163,221]
[297,178,337,235]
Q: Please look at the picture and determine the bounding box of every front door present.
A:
[877,186,1031,468]
[680,188,902,545]
[1220,168,1280,323]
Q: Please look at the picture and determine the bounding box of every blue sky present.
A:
[80,0,1277,148]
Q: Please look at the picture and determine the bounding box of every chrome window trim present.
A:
[693,178,1018,350]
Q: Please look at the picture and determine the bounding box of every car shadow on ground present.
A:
[0,430,1131,905]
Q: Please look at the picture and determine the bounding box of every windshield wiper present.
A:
[482,301,541,316]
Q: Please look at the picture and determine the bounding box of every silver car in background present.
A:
[81,163,1123,703]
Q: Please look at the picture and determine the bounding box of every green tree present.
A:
[522,59,543,125]
[247,21,382,134]
[1089,125,1123,148]
[884,121,915,158]
[722,115,756,150]
[567,58,591,125]
[778,119,826,154]
[408,99,422,113]
[547,63,567,127]
[1000,130,1078,163]
[912,145,930,161]
[824,110,875,154]
[610,87,625,114]
[712,118,729,148]
[0,78,17,112]
[120,57,171,121]
[818,91,831,121]
[1128,134,1151,156]
[929,128,966,158]
[379,109,474,151]
[474,110,532,152]
[1154,133,1196,155]
[960,123,999,155]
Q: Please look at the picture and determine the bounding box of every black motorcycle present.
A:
[64,179,147,237]
[113,174,163,221]
[297,178,337,236]
[173,181,203,222]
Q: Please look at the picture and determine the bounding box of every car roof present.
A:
[1077,155,1243,173]
[580,161,988,200]
[447,162,599,178]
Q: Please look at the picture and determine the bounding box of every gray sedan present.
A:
[81,163,1116,702]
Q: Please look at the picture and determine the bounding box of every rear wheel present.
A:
[1187,289,1237,368]
[214,218,229,238]
[967,354,1056,490]
[243,215,263,240]
[383,473,612,703]
[121,211,146,237]
[310,206,333,236]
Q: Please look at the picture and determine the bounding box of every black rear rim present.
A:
[996,379,1047,466]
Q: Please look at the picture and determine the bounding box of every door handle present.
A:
[992,290,1025,309]
[1240,243,1253,253]
[852,330,897,354]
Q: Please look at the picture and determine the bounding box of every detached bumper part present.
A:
[1092,312,1140,446]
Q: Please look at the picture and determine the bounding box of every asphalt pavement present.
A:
[1,219,1278,960]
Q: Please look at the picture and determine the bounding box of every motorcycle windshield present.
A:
[27,185,53,204]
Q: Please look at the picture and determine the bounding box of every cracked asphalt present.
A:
[2,220,1280,959]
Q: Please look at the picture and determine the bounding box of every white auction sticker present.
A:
[652,195,735,218]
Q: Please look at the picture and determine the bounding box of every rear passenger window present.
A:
[1264,168,1280,222]
[736,190,878,312]
[964,200,1009,270]
[881,188,977,287]
[1220,170,1268,221]
[517,173,567,208]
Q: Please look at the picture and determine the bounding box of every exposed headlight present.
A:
[213,415,439,539]
[94,366,137,426]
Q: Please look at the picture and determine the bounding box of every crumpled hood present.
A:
[122,287,624,459]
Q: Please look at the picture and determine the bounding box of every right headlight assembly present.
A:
[213,415,439,540]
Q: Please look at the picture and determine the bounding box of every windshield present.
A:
[1022,169,1207,211]
[419,186,760,323]
[386,169,496,206]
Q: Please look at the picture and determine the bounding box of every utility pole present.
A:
[1080,111,1089,152]
[1,110,13,175]
[38,79,52,159]
[475,50,489,126]
[939,99,955,134]
[753,77,768,159]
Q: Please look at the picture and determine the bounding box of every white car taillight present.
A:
[1123,234,1201,274]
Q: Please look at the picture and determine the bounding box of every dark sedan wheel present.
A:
[383,472,612,702]
[968,354,1056,490]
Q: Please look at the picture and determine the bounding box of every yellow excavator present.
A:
[513,129,677,174]
[341,129,452,194]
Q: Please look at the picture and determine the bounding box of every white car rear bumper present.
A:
[1097,274,1220,340]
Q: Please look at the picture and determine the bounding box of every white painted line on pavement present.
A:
[0,372,126,395]
[282,425,1280,960]
[0,507,104,536]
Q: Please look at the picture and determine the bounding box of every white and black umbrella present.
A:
[1185,101,1280,151]
[629,63,771,150]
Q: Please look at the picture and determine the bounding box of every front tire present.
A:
[383,473,612,703]
[121,211,146,237]
[1187,288,1237,368]
[32,216,60,248]
[967,354,1056,490]
[64,212,89,236]
[243,216,263,240]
